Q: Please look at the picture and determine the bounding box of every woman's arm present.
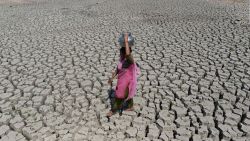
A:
[111,69,117,79]
[124,33,134,63]
[108,69,118,85]
[124,33,130,56]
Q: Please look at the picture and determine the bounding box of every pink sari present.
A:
[115,58,140,99]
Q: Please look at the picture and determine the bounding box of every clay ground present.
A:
[0,0,249,140]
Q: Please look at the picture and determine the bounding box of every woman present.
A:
[107,33,140,117]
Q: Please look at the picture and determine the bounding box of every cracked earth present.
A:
[0,0,250,140]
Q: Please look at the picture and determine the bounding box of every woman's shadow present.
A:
[107,85,116,111]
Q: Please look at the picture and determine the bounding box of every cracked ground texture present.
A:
[0,0,250,140]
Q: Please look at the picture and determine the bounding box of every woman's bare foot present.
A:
[125,107,134,111]
[106,111,114,117]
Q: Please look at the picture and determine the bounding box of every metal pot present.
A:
[118,32,135,47]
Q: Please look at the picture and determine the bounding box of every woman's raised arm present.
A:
[124,33,130,56]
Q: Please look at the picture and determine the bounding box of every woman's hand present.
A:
[108,78,112,85]
[111,71,116,78]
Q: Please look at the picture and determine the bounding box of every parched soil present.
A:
[0,0,33,4]
[0,0,249,140]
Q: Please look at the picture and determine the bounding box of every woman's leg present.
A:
[107,97,123,117]
[112,98,123,112]
[124,87,134,111]
[107,81,133,116]
[127,99,133,109]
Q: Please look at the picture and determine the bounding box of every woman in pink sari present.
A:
[107,33,140,117]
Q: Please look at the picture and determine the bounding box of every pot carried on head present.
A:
[118,32,135,47]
